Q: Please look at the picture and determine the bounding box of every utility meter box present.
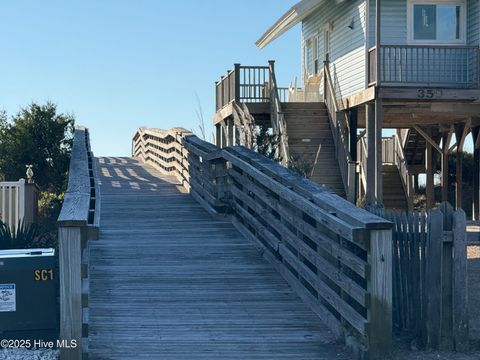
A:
[0,248,58,340]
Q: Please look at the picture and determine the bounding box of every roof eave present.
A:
[255,0,324,49]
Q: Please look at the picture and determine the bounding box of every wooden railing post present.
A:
[58,225,85,360]
[452,208,468,351]
[220,76,225,108]
[367,228,393,359]
[268,60,275,99]
[347,161,356,203]
[234,63,241,103]
[215,81,219,111]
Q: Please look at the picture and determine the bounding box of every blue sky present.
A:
[0,1,300,156]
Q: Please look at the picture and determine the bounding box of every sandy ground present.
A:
[1,345,480,359]
[0,349,58,360]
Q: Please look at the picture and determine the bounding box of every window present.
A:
[408,1,465,44]
[304,35,320,77]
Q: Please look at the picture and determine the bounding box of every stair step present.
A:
[284,112,329,118]
[282,102,326,109]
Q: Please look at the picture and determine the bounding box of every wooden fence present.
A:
[133,127,394,359]
[367,203,468,351]
[57,125,99,360]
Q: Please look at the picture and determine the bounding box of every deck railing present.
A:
[368,45,479,88]
[133,127,393,359]
[268,61,289,165]
[324,59,356,202]
[215,62,288,111]
[57,125,99,360]
[358,135,413,210]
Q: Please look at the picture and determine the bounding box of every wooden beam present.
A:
[413,125,442,154]
[379,87,480,102]
[227,119,234,146]
[425,128,434,210]
[454,124,464,210]
[375,99,383,204]
[456,122,470,152]
[350,108,358,161]
[475,130,480,149]
[430,103,480,116]
[357,129,366,141]
[340,87,376,110]
[444,126,453,152]
[366,103,376,205]
[441,132,450,203]
[215,125,221,147]
[472,126,480,219]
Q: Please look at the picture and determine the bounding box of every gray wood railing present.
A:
[133,127,393,359]
[368,45,479,88]
[357,134,414,210]
[57,125,99,360]
[268,61,289,165]
[323,58,356,202]
[215,62,289,111]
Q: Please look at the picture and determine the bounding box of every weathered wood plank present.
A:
[367,229,392,359]
[426,209,443,349]
[59,227,83,360]
[452,209,469,351]
[88,157,350,359]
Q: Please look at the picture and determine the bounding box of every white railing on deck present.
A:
[0,179,26,231]
[382,137,395,164]
[288,72,324,102]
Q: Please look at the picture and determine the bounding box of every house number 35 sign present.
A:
[417,89,443,99]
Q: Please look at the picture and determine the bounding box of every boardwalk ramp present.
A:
[87,156,349,359]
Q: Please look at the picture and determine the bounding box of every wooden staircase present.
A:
[382,164,409,210]
[283,102,345,197]
[403,128,440,169]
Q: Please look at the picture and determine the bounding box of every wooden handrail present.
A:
[357,132,414,210]
[268,61,289,165]
[323,60,355,201]
[394,132,414,210]
[133,127,393,357]
[57,125,98,360]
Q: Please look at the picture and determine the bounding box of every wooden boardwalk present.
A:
[88,157,349,359]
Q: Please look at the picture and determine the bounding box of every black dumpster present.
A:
[0,248,58,341]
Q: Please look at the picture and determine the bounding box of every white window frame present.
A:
[303,32,320,78]
[407,0,466,45]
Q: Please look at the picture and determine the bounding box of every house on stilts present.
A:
[213,0,480,216]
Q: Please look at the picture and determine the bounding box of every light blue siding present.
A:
[367,0,479,88]
[302,0,479,95]
[302,0,367,99]
[369,0,407,46]
[468,0,479,46]
[369,0,479,46]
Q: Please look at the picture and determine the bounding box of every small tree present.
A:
[0,102,74,193]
